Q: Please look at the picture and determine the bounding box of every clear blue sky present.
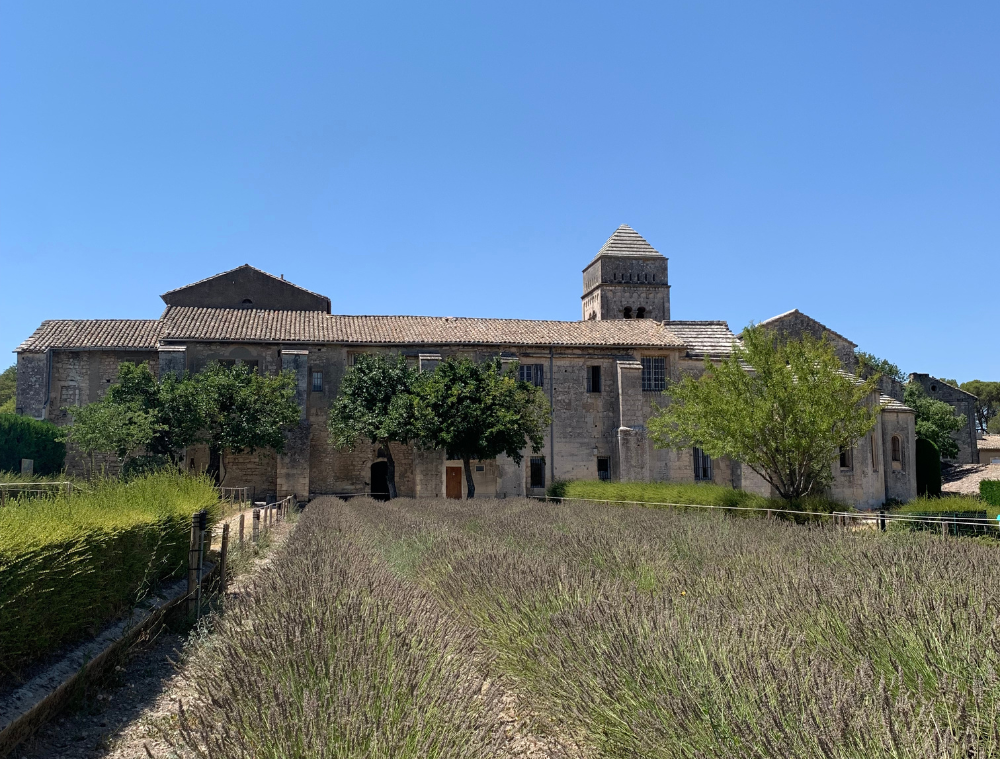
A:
[2,2,997,381]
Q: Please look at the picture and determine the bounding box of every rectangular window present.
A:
[312,371,324,393]
[475,464,485,472]
[587,365,602,393]
[219,359,236,368]
[641,357,666,392]
[242,360,259,373]
[839,446,853,470]
[530,457,546,489]
[518,363,544,387]
[693,447,712,481]
[597,457,610,481]
[870,435,878,472]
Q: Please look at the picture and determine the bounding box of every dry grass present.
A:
[175,497,1000,758]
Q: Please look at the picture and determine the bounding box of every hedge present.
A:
[546,479,844,517]
[915,438,941,497]
[981,480,1000,508]
[0,413,66,475]
[0,473,218,677]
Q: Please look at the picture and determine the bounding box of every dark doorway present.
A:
[370,461,390,501]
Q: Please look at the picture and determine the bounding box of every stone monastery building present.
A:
[15,225,917,507]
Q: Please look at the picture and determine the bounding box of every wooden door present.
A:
[446,467,463,499]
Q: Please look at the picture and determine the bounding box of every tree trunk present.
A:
[463,457,476,499]
[383,441,398,500]
[207,446,222,485]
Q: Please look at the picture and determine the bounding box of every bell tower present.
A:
[581,225,670,321]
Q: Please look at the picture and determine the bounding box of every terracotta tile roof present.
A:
[156,307,687,348]
[17,320,163,352]
[666,321,739,358]
[587,224,663,265]
[978,435,1000,451]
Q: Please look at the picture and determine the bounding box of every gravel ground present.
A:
[942,463,1000,495]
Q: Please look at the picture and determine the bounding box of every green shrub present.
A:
[981,480,1000,509]
[0,413,66,475]
[915,438,941,497]
[548,480,846,523]
[550,479,768,508]
[0,473,218,677]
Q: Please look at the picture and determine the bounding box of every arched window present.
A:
[623,307,633,319]
[636,307,646,319]
[891,436,902,470]
[241,298,253,307]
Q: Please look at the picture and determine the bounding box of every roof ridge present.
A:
[160,264,330,303]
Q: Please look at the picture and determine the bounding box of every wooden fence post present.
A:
[239,512,245,544]
[879,510,886,532]
[766,509,773,520]
[220,523,230,592]
[941,519,948,538]
[187,513,201,616]
[252,508,260,543]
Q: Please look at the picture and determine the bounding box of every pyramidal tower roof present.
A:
[588,224,663,265]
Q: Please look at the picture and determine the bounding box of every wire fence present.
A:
[0,481,75,506]
[531,494,1000,535]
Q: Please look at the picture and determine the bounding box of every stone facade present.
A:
[14,226,918,508]
[907,374,979,464]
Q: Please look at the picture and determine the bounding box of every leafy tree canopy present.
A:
[413,357,550,498]
[68,362,300,481]
[650,325,883,500]
[959,379,1000,433]
[0,365,16,414]
[327,354,419,499]
[903,382,966,460]
[195,363,301,481]
[69,400,163,465]
[855,351,905,383]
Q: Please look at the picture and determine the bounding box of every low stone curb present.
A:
[0,564,215,758]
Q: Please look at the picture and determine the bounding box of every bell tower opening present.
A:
[581,225,670,321]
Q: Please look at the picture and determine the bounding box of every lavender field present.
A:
[174,497,1000,758]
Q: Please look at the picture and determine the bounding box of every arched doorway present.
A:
[370,461,390,501]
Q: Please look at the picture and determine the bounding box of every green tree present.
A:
[855,351,904,383]
[903,382,967,459]
[0,365,16,414]
[67,361,300,482]
[413,357,550,498]
[327,354,418,499]
[103,363,204,460]
[196,362,301,483]
[68,399,163,472]
[959,380,1000,433]
[649,325,883,500]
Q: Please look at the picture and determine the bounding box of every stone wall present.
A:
[908,374,979,464]
[582,255,670,321]
[759,311,857,370]
[881,410,917,503]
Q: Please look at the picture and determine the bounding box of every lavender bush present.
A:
[176,497,1000,758]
